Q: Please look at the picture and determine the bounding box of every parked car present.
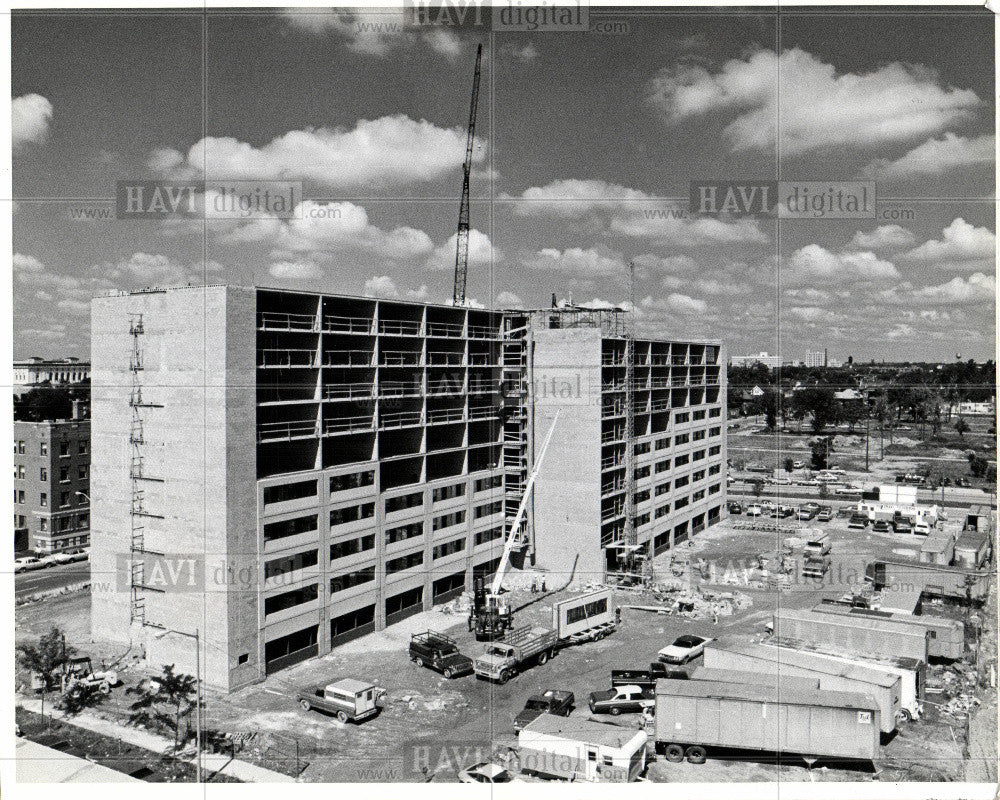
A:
[409,631,473,679]
[797,478,820,486]
[746,504,763,517]
[588,685,653,715]
[792,460,805,469]
[514,689,574,732]
[657,634,714,664]
[297,679,384,723]
[727,501,743,515]
[817,506,834,522]
[13,556,44,573]
[771,476,792,486]
[872,520,891,533]
[458,762,522,784]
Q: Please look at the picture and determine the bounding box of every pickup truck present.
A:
[513,689,575,731]
[409,631,473,679]
[473,626,558,683]
[588,685,653,716]
[611,662,691,692]
[297,678,384,723]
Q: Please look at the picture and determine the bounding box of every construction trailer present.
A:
[811,602,965,661]
[653,678,881,766]
[864,559,990,603]
[954,529,990,570]
[688,666,820,693]
[964,505,993,534]
[771,608,930,663]
[772,636,925,722]
[702,642,902,733]
[551,589,617,643]
[516,714,648,782]
[919,531,954,566]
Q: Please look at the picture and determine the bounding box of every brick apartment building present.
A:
[90,286,726,691]
[13,404,91,554]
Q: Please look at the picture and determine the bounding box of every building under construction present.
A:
[89,286,726,691]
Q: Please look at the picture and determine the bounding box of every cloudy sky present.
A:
[11,6,996,361]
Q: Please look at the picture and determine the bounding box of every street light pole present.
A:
[153,626,202,782]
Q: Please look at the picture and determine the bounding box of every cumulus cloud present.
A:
[848,224,917,252]
[363,275,401,298]
[647,48,980,155]
[268,259,323,280]
[13,94,53,148]
[902,218,995,267]
[220,201,435,263]
[862,133,994,179]
[151,115,480,189]
[911,272,996,304]
[283,9,464,58]
[783,244,899,285]
[509,178,768,247]
[425,229,500,271]
[523,247,627,276]
[104,252,224,286]
[495,290,524,308]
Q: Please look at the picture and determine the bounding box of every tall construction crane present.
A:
[470,411,560,639]
[452,43,483,306]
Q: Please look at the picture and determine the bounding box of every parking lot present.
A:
[16,506,984,783]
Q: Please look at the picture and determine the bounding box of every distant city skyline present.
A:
[11,8,996,361]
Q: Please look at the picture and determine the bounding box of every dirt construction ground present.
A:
[16,503,994,783]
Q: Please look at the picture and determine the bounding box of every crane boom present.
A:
[452,43,483,306]
[489,411,560,596]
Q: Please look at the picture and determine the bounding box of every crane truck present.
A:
[469,413,560,639]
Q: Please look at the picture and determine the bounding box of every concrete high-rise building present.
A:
[805,350,827,368]
[90,287,726,691]
[13,407,91,554]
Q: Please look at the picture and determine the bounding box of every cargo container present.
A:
[654,679,881,765]
[772,636,924,722]
[771,608,930,663]
[517,714,648,782]
[688,666,820,693]
[865,559,989,603]
[811,602,965,661]
[703,643,902,733]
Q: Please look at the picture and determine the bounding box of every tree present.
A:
[57,682,108,716]
[955,418,970,438]
[783,458,794,473]
[796,387,839,434]
[841,401,865,433]
[811,437,833,471]
[127,664,198,754]
[751,478,765,498]
[16,626,73,690]
[13,385,74,422]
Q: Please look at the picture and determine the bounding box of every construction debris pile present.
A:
[627,583,753,620]
[926,662,983,719]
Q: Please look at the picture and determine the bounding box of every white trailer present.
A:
[772,636,924,722]
[516,713,648,782]
[551,589,616,643]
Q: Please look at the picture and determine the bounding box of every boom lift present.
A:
[470,412,560,639]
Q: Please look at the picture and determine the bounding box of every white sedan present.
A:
[657,634,715,664]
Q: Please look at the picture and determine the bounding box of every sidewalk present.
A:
[17,696,295,782]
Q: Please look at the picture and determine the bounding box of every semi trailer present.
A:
[811,601,965,660]
[654,678,881,766]
[703,642,903,733]
[770,607,931,663]
[864,559,989,603]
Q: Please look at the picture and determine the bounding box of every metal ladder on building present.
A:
[128,314,165,624]
[500,318,530,548]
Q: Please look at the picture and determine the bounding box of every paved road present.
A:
[729,481,994,511]
[15,562,90,599]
